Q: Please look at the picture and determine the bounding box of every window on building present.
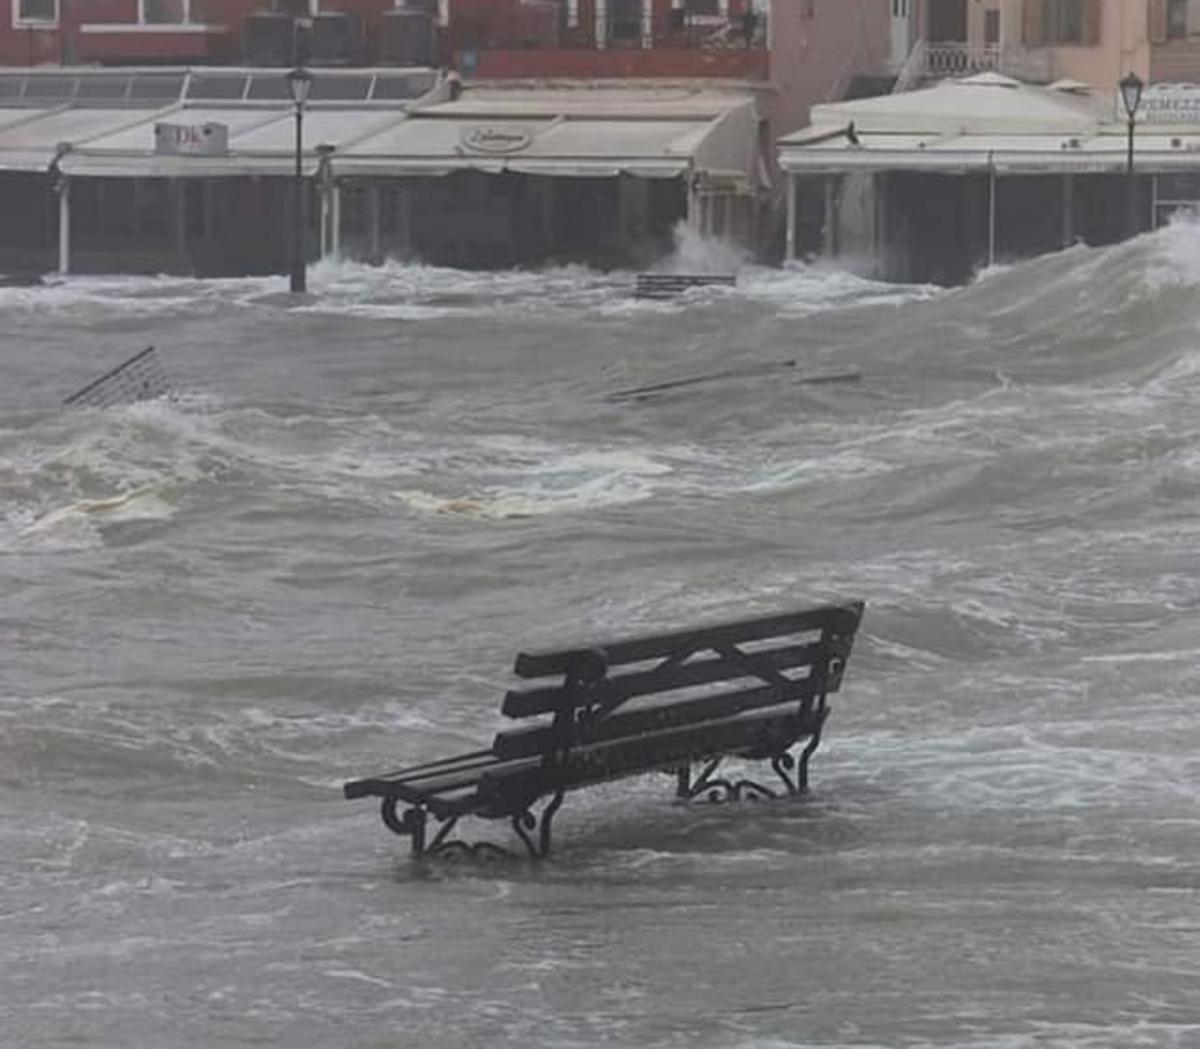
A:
[985,8,1000,45]
[1023,0,1100,46]
[610,0,643,40]
[1167,0,1188,39]
[140,0,193,23]
[685,0,721,15]
[14,0,58,23]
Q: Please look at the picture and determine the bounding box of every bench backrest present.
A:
[492,601,864,761]
[635,273,738,299]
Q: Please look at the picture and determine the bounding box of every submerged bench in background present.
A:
[634,273,738,299]
[344,600,864,859]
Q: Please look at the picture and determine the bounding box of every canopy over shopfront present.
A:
[333,88,761,184]
[0,67,443,177]
[323,87,765,267]
[1,71,765,275]
[0,66,445,277]
[777,73,1200,282]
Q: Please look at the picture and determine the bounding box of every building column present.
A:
[785,173,797,263]
[987,161,997,268]
[822,176,837,258]
[391,182,414,256]
[172,179,186,270]
[57,175,71,276]
[874,173,888,280]
[331,183,342,259]
[641,0,653,48]
[1061,174,1075,248]
[368,182,382,263]
[595,0,607,48]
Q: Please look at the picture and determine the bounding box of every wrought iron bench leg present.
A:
[381,797,427,857]
[511,788,566,859]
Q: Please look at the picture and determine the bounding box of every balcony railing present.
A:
[446,9,766,55]
[921,43,1054,83]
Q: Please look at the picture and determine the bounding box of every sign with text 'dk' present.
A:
[154,122,229,156]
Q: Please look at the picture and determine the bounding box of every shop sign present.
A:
[460,126,533,154]
[1129,84,1200,124]
[154,122,230,156]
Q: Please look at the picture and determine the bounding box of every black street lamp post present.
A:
[1119,71,1144,238]
[286,66,313,293]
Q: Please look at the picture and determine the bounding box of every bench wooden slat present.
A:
[343,749,506,800]
[635,273,737,299]
[483,704,814,807]
[493,680,826,761]
[503,639,825,718]
[513,601,863,679]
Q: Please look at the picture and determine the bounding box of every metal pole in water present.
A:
[286,65,313,294]
[987,154,996,269]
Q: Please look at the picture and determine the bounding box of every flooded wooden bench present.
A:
[634,273,738,299]
[343,600,864,859]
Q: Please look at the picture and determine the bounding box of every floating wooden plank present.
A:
[63,346,172,409]
[608,360,861,402]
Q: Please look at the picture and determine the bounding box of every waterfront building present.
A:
[0,2,899,276]
[781,2,1200,285]
[904,1,1200,92]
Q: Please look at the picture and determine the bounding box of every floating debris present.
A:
[63,346,172,409]
[608,360,860,402]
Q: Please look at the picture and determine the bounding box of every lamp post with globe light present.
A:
[286,65,313,293]
[1119,71,1144,238]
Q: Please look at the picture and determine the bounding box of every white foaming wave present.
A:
[393,440,690,519]
[16,485,173,540]
[3,272,279,315]
[1141,210,1200,290]
[846,719,1195,812]
[738,260,942,315]
[655,222,751,276]
[3,242,939,323]
[2,503,104,551]
[302,254,624,316]
[731,1026,1200,1049]
[394,474,653,520]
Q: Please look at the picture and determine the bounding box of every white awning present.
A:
[0,65,445,177]
[0,106,172,172]
[334,89,761,183]
[780,128,1200,176]
[58,107,406,178]
[777,75,1200,177]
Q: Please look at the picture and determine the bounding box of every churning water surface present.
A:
[2,224,1199,1049]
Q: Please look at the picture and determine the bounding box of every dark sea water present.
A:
[3,225,1199,1049]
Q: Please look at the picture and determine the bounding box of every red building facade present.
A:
[1,0,766,76]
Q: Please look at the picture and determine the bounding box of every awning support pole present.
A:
[57,175,71,276]
[987,157,997,269]
[785,173,797,263]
